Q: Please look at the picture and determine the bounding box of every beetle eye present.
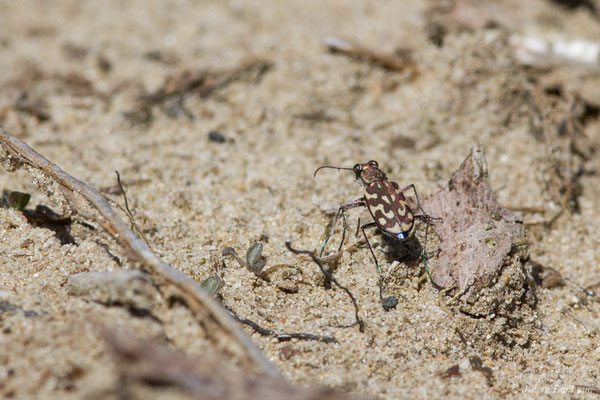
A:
[369,160,378,168]
[353,164,362,175]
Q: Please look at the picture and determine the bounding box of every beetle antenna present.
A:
[313,165,354,177]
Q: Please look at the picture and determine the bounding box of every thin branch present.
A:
[228,308,337,344]
[306,239,366,264]
[0,127,279,377]
[324,36,419,75]
[115,170,150,248]
[286,241,365,332]
[102,327,357,400]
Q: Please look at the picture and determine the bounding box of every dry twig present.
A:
[125,59,272,125]
[103,328,360,400]
[324,37,419,76]
[286,241,365,332]
[299,239,367,265]
[0,127,279,377]
[229,309,337,343]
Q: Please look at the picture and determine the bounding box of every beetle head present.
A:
[354,160,386,185]
[314,160,386,185]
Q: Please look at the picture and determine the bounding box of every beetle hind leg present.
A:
[400,184,443,224]
[359,222,398,310]
[413,214,443,287]
[401,184,443,286]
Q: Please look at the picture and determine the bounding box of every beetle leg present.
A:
[401,184,443,286]
[320,197,366,257]
[359,221,386,300]
[414,213,443,224]
[399,183,425,215]
[400,184,443,222]
[414,213,443,250]
[401,183,442,252]
[413,214,442,286]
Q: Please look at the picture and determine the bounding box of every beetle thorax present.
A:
[360,166,387,185]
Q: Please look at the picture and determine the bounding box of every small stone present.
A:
[439,365,461,379]
[542,270,563,289]
[208,130,227,143]
[276,281,298,293]
[382,296,398,311]
[66,269,158,311]
[279,344,299,361]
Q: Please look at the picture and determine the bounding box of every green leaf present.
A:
[246,243,263,267]
[7,191,31,211]
[249,259,266,274]
[200,276,222,295]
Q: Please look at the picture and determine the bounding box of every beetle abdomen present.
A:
[364,180,413,239]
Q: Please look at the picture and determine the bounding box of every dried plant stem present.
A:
[301,239,366,264]
[228,308,337,343]
[286,241,365,332]
[0,127,279,377]
[324,36,419,75]
[102,327,356,400]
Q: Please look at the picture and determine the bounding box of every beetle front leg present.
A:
[320,197,366,257]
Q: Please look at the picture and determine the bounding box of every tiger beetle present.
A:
[314,160,442,310]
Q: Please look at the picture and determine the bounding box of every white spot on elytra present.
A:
[387,224,402,234]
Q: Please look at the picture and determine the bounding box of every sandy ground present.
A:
[1,0,600,398]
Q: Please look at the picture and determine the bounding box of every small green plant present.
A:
[245,243,266,274]
[222,242,267,277]
[4,190,31,211]
[200,276,222,295]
